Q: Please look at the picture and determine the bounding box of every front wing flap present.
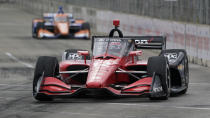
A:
[37,28,90,39]
[37,76,165,98]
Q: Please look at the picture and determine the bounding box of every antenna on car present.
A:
[109,20,123,38]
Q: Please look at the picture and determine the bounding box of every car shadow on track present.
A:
[33,97,166,104]
[32,93,189,104]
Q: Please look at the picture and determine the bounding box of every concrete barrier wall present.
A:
[11,0,210,67]
[66,0,210,25]
[94,10,210,67]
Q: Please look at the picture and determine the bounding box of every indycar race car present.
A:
[32,7,90,39]
[33,20,189,101]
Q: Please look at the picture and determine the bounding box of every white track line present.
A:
[107,103,210,110]
[0,84,29,87]
[190,83,210,86]
[5,52,34,68]
[60,111,115,117]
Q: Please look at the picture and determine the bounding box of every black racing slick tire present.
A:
[147,56,170,100]
[35,22,45,39]
[81,22,90,30]
[160,49,189,95]
[32,22,37,38]
[81,22,91,39]
[33,56,59,101]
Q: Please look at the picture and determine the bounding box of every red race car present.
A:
[33,20,189,101]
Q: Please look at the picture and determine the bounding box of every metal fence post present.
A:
[196,25,198,64]
[184,23,186,50]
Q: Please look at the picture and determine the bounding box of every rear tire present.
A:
[33,56,59,101]
[147,56,170,100]
[81,22,90,30]
[81,22,91,39]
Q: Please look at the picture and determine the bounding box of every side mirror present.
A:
[78,51,89,56]
[78,51,89,64]
[129,50,142,63]
[129,50,142,56]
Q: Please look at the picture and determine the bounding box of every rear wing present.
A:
[43,13,73,18]
[106,20,166,50]
[43,13,74,22]
[91,36,166,51]
[43,13,55,19]
[127,36,166,50]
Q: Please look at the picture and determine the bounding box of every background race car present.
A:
[32,7,90,39]
[32,20,189,101]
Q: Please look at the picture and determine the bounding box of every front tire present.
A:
[147,56,170,100]
[33,56,59,101]
[160,49,189,95]
[32,23,37,38]
[35,22,45,39]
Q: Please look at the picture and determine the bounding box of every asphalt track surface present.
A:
[0,5,210,118]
